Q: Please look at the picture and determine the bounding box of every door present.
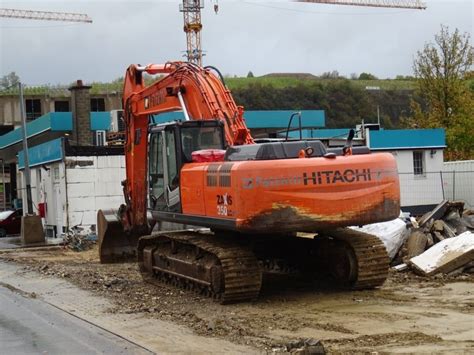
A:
[149,132,166,211]
[148,128,181,212]
[164,129,180,210]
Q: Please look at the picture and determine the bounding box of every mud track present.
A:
[1,246,473,353]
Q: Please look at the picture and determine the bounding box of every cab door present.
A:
[148,127,181,212]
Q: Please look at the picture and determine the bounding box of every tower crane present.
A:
[180,0,426,66]
[0,8,92,23]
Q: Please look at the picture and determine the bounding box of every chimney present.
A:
[69,80,92,146]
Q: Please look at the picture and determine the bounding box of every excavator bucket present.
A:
[97,209,140,263]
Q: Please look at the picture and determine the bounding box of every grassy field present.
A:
[2,77,472,96]
[225,76,416,90]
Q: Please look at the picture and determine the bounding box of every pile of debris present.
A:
[62,232,97,252]
[394,200,474,276]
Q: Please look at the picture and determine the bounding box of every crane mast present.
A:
[180,0,204,67]
[0,8,92,23]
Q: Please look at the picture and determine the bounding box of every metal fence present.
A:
[398,171,474,209]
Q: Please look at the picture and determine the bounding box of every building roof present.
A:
[369,128,446,150]
[0,112,72,150]
[18,138,64,169]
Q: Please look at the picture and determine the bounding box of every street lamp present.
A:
[19,82,33,214]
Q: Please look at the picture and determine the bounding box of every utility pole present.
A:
[0,159,5,211]
[19,82,33,215]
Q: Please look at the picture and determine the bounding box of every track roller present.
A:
[314,228,390,290]
[137,231,262,303]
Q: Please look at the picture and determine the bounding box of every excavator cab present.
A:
[148,119,225,213]
[98,119,225,263]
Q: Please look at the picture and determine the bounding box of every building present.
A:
[0,81,125,237]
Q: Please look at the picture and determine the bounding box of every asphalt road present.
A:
[0,283,151,355]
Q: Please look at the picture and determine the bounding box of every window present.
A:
[90,98,105,112]
[181,126,223,162]
[165,130,178,189]
[54,100,70,112]
[149,133,165,201]
[413,151,424,176]
[25,99,42,120]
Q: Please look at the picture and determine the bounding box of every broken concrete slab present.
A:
[440,220,457,238]
[393,263,408,272]
[432,231,445,243]
[433,220,444,232]
[350,217,408,259]
[418,200,449,228]
[406,229,428,259]
[409,231,474,276]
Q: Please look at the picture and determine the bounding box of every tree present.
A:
[410,25,474,160]
[358,72,378,80]
[320,70,340,79]
[0,72,20,89]
[247,71,254,78]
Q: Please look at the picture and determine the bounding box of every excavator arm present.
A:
[99,62,254,260]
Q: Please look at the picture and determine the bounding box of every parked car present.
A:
[0,209,23,237]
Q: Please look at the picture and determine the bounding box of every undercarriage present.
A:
[137,228,389,303]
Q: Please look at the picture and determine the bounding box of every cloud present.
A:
[0,0,472,84]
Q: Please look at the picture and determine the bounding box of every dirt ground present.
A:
[0,245,473,353]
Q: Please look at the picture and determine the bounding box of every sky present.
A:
[0,0,472,86]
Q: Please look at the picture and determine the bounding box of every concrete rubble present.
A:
[409,231,474,276]
[390,200,474,276]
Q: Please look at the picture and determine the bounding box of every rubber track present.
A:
[138,232,262,303]
[329,228,390,289]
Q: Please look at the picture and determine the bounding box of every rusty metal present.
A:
[241,198,400,233]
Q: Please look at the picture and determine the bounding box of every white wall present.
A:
[65,155,125,231]
[390,149,445,208]
[19,155,125,236]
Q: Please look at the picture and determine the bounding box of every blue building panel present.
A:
[244,110,325,129]
[50,112,73,131]
[151,111,187,124]
[370,129,446,150]
[90,112,111,131]
[18,138,64,169]
[0,112,72,149]
[151,110,325,129]
[285,128,350,139]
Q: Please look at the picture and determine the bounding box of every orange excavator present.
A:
[98,62,400,303]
